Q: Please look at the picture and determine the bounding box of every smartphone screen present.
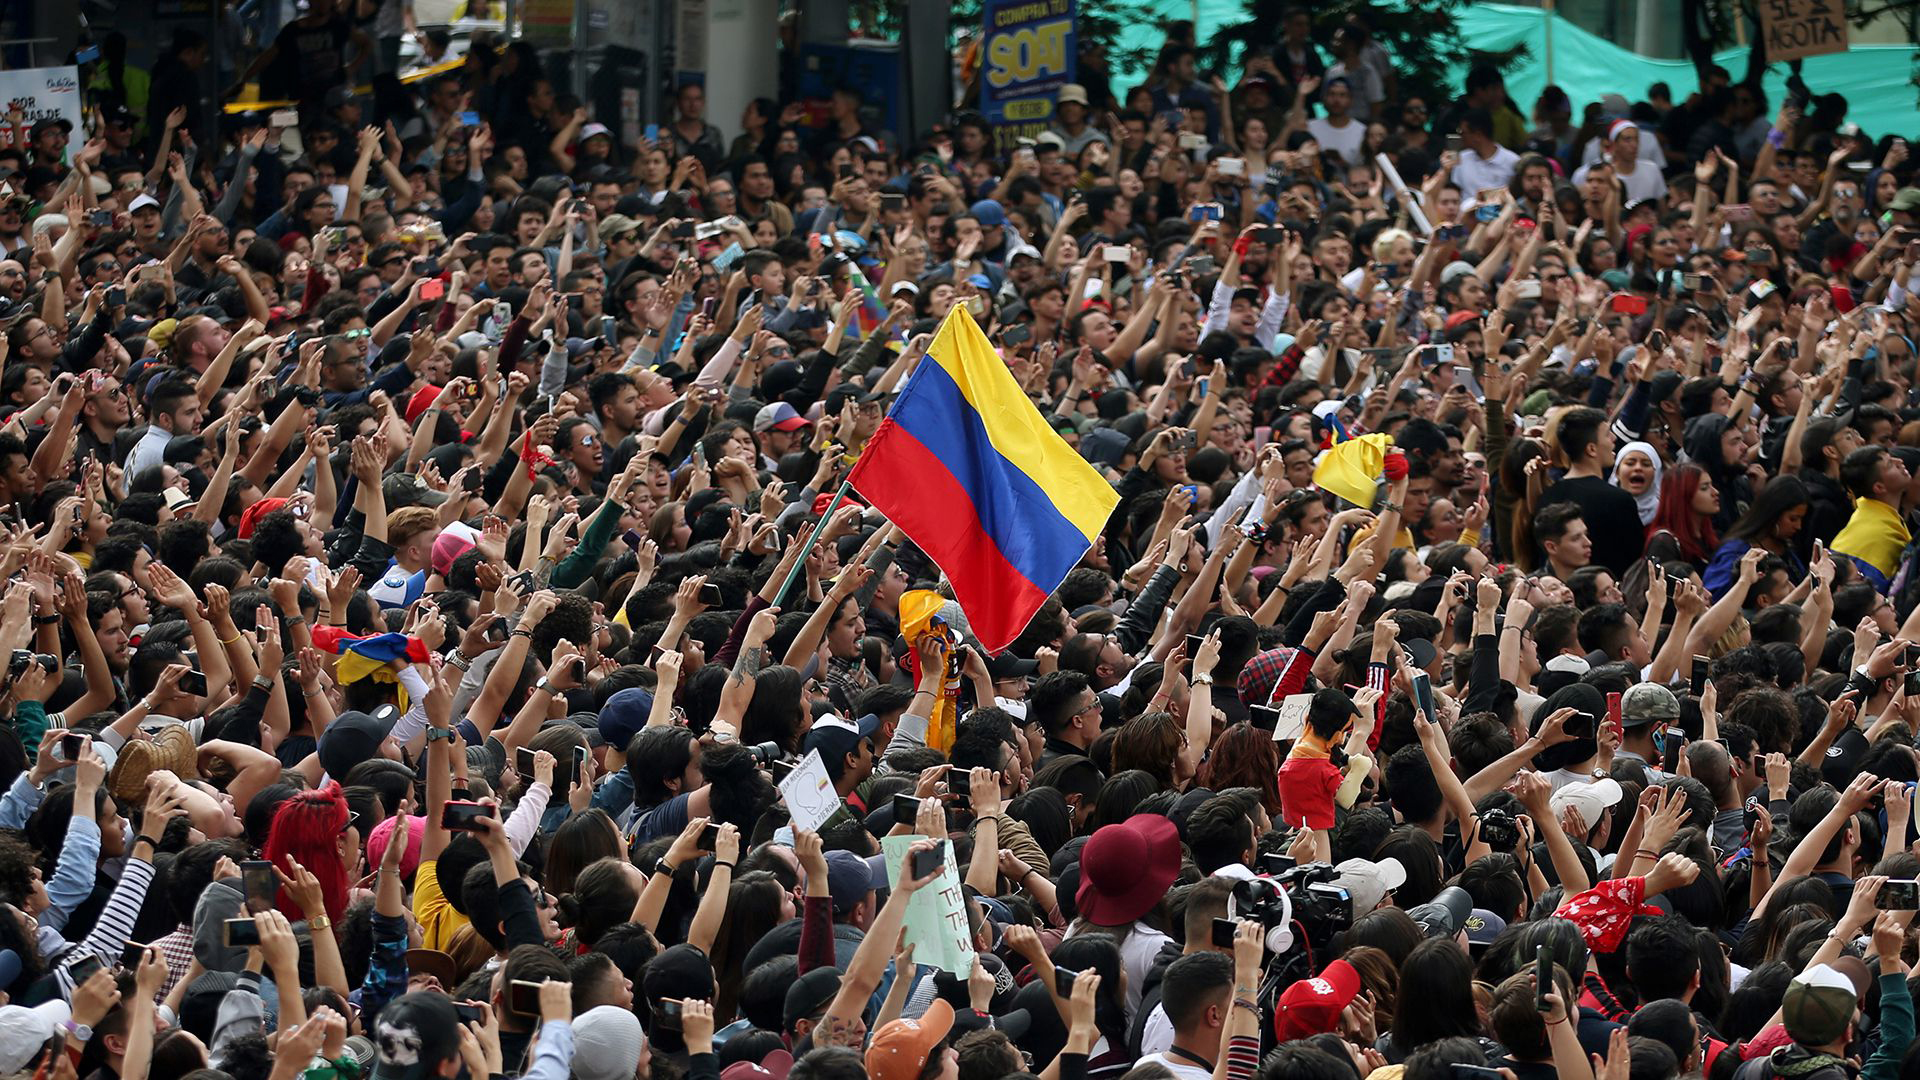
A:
[1211,917,1238,949]
[893,793,922,822]
[1878,879,1920,909]
[120,943,148,970]
[1534,945,1551,1010]
[1690,655,1710,697]
[515,747,537,776]
[224,918,261,947]
[68,955,105,983]
[240,860,277,912]
[440,801,488,831]
[1411,672,1434,723]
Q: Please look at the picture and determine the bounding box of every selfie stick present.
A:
[1376,153,1433,236]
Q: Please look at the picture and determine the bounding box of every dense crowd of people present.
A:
[1,8,1919,1080]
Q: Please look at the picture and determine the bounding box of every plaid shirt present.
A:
[151,925,195,1000]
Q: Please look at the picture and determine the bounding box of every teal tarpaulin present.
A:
[1113,2,1920,135]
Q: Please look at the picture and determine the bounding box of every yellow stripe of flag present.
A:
[922,307,1113,542]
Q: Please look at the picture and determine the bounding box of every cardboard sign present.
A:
[1760,0,1849,62]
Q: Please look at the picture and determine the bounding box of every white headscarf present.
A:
[1611,440,1664,525]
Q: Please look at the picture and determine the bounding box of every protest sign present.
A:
[0,67,82,159]
[778,749,839,833]
[881,835,975,976]
[1760,0,1849,62]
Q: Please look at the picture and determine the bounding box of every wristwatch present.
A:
[534,676,555,695]
[653,857,678,878]
[62,1020,91,1041]
[425,726,456,742]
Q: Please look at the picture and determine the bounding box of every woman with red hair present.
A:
[1646,463,1722,567]
[263,781,358,925]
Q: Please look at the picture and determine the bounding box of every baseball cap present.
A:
[0,1000,68,1073]
[370,992,462,1080]
[1057,84,1090,106]
[383,471,449,509]
[1331,857,1406,915]
[783,966,843,1033]
[721,1049,795,1080]
[802,713,880,770]
[825,850,876,915]
[598,687,656,751]
[987,652,1038,680]
[1620,682,1680,727]
[1551,777,1624,833]
[1782,964,1859,1045]
[128,193,161,213]
[1274,958,1360,1041]
[1408,886,1473,939]
[600,214,640,239]
[753,401,811,433]
[1890,188,1920,214]
[579,122,613,141]
[866,999,955,1080]
[1463,909,1507,948]
[319,706,398,780]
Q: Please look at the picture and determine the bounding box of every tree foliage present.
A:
[1201,0,1525,105]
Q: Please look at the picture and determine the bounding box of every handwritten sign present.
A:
[881,835,975,976]
[778,749,840,833]
[1760,0,1849,62]
[1269,693,1313,743]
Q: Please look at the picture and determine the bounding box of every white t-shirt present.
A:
[1308,115,1368,168]
[1573,159,1668,204]
[1452,145,1520,202]
[1135,1053,1213,1080]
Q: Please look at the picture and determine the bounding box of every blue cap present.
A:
[597,687,654,751]
[966,273,993,289]
[824,850,874,915]
[969,199,1008,228]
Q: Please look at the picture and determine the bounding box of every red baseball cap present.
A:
[1274,958,1361,1041]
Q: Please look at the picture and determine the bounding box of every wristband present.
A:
[511,628,533,639]
[447,653,473,672]
[134,835,160,848]
[31,614,56,626]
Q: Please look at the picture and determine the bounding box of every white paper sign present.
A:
[0,67,82,160]
[778,748,840,832]
[1270,693,1313,743]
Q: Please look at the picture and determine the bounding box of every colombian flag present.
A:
[311,625,431,706]
[848,306,1118,652]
